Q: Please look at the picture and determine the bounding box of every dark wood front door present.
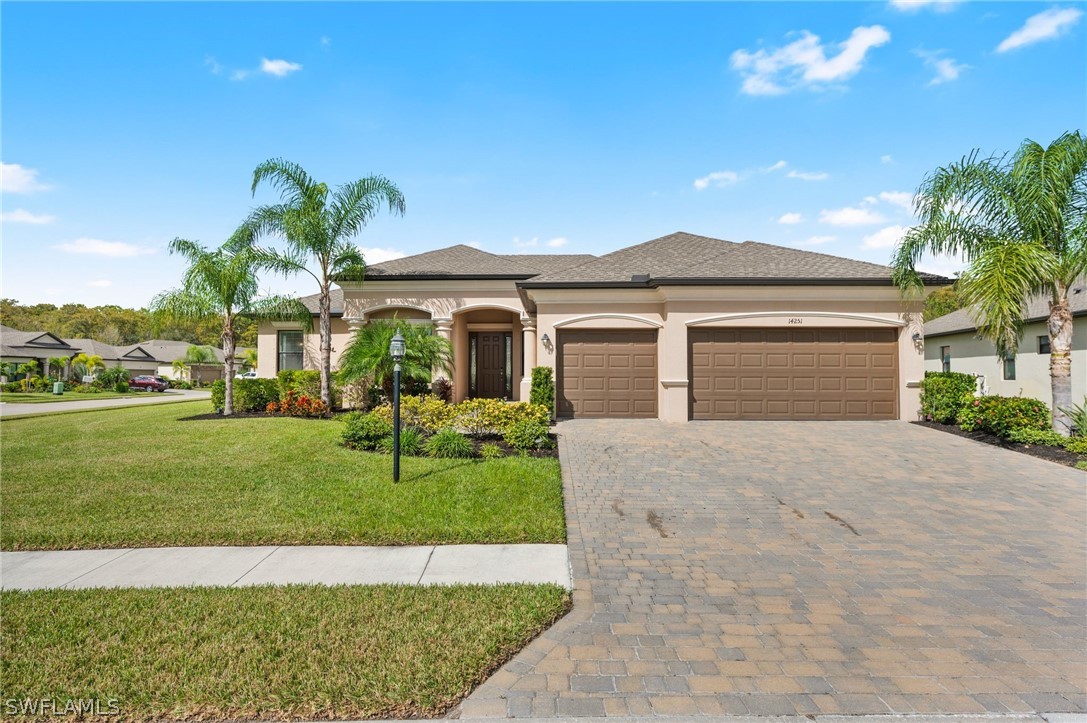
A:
[473,332,508,398]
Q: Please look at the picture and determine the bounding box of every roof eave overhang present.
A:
[924,309,1087,338]
[520,277,937,289]
[361,274,536,282]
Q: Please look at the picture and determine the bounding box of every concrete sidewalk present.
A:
[0,544,570,591]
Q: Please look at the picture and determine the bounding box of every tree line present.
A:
[0,298,258,348]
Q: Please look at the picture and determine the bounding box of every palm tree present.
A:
[150,237,311,415]
[171,358,189,383]
[47,356,69,381]
[892,131,1087,434]
[242,158,405,411]
[182,345,218,386]
[71,353,105,381]
[242,348,258,371]
[16,360,39,391]
[338,320,453,398]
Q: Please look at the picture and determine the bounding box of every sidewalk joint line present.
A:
[416,546,436,585]
[59,548,135,589]
[231,546,281,586]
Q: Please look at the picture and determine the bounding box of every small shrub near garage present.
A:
[424,428,475,459]
[341,412,393,451]
[504,420,555,453]
[1007,427,1066,447]
[1064,437,1087,455]
[379,427,425,456]
[530,366,555,417]
[956,395,1050,437]
[919,371,977,423]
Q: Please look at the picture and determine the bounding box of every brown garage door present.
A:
[690,327,898,420]
[557,330,658,418]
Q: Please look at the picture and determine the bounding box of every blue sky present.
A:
[2,1,1084,308]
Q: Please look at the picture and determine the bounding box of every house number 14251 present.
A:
[787,318,803,324]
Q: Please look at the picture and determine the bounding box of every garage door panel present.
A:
[690,327,898,420]
[558,330,657,418]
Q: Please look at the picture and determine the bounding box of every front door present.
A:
[473,332,508,398]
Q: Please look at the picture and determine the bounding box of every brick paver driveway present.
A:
[461,420,1086,718]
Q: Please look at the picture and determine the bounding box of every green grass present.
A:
[0,584,571,721]
[0,390,172,404]
[0,401,565,550]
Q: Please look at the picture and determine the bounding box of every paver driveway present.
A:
[461,420,1086,718]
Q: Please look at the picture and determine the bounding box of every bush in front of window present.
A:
[211,378,280,413]
[956,395,1051,437]
[919,371,977,423]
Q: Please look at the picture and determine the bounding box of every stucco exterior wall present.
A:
[256,317,352,379]
[924,318,1086,407]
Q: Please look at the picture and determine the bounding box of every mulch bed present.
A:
[913,420,1084,468]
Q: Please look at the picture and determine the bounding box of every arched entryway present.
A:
[451,307,524,402]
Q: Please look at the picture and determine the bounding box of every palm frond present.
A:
[329,175,406,242]
[251,158,317,206]
[246,295,314,332]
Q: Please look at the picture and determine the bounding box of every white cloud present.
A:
[730,25,891,95]
[916,253,965,278]
[862,224,910,249]
[465,240,483,249]
[881,155,894,164]
[915,49,967,86]
[87,279,112,288]
[320,36,331,48]
[879,190,915,212]
[889,0,958,12]
[513,236,539,248]
[819,207,886,226]
[997,7,1083,52]
[765,160,788,172]
[1,208,55,224]
[693,170,740,190]
[1,163,51,193]
[546,237,569,248]
[359,246,406,265]
[797,235,837,245]
[231,69,250,81]
[54,238,156,258]
[787,169,829,181]
[777,212,804,225]
[205,56,223,75]
[261,58,302,77]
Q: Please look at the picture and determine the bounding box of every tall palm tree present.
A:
[892,131,1086,434]
[242,158,406,411]
[182,345,219,386]
[171,358,189,382]
[337,320,453,398]
[150,236,311,415]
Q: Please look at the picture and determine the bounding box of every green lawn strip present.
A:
[0,391,175,404]
[1,401,565,550]
[1,584,571,721]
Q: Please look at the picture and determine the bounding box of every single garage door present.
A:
[690,327,898,420]
[557,330,658,418]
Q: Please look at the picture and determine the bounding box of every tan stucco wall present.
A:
[256,317,352,378]
[924,318,1086,407]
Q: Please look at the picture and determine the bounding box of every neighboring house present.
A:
[257,231,947,421]
[0,325,81,375]
[924,281,1086,407]
[64,338,161,377]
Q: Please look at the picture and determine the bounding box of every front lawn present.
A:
[0,401,565,550]
[1,584,570,720]
[0,390,171,404]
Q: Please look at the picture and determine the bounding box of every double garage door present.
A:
[557,327,898,420]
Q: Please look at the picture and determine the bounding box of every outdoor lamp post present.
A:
[390,329,406,482]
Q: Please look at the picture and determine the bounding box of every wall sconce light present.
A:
[911,332,922,342]
[541,333,551,345]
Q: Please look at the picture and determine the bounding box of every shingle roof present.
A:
[64,338,127,361]
[925,280,1087,337]
[523,232,949,286]
[299,289,345,316]
[364,245,596,279]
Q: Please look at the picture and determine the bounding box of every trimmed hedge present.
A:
[211,378,280,413]
[956,395,1050,437]
[920,371,977,424]
[530,366,555,417]
[340,412,393,451]
[370,395,550,436]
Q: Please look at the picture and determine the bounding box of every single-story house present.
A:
[924,281,1086,407]
[257,232,948,421]
[0,325,82,374]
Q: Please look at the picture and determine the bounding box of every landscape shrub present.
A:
[369,396,551,436]
[378,426,424,456]
[2,382,20,393]
[277,369,343,408]
[265,390,329,417]
[98,365,131,388]
[1059,397,1087,437]
[431,376,453,403]
[73,384,102,394]
[173,380,193,390]
[503,419,554,453]
[1007,428,1066,447]
[919,371,977,423]
[530,366,555,417]
[233,379,279,412]
[479,442,504,460]
[1064,437,1087,455]
[114,380,130,394]
[956,395,1050,437]
[424,428,475,459]
[341,412,393,451]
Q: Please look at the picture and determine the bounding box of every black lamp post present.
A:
[390,329,406,482]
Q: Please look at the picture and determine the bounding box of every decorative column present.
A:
[345,316,365,334]
[520,317,537,402]
[433,318,454,396]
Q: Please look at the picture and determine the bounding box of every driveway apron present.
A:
[460,419,1087,718]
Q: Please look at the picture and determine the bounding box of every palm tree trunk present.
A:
[319,286,333,414]
[1048,287,1074,435]
[223,317,236,416]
